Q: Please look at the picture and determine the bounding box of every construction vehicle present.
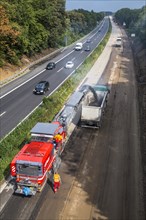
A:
[55,90,85,130]
[79,84,110,128]
[116,37,122,47]
[10,121,66,196]
[10,84,109,196]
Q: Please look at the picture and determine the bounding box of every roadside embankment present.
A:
[0,48,62,87]
[131,38,146,219]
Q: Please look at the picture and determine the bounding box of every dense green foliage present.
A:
[66,9,104,43]
[0,0,66,66]
[0,22,111,182]
[0,1,103,66]
[114,6,146,47]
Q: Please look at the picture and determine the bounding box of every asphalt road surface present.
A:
[0,21,144,220]
[35,29,144,220]
[0,18,109,139]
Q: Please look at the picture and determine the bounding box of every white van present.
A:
[75,42,83,51]
[116,37,122,47]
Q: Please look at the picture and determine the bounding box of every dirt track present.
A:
[0,25,145,220]
[35,30,145,220]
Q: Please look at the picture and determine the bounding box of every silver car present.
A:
[65,61,74,69]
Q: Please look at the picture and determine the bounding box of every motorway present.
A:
[0,19,145,220]
[0,18,109,139]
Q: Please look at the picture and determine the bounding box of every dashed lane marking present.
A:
[0,111,6,117]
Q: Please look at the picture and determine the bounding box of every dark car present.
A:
[46,62,56,70]
[84,45,91,51]
[86,38,91,43]
[33,81,50,95]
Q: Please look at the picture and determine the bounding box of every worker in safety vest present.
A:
[53,134,63,143]
[53,134,63,150]
[53,172,61,193]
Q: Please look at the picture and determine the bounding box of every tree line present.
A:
[0,0,104,67]
[114,6,146,47]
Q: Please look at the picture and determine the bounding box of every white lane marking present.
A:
[0,69,76,143]
[0,19,106,100]
[57,67,64,72]
[0,50,75,100]
[55,50,74,64]
[0,111,6,117]
[0,19,108,142]
[0,69,45,99]
[72,57,76,61]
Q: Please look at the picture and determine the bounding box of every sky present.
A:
[66,0,146,12]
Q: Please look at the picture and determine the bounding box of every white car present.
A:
[75,42,83,51]
[65,61,74,69]
[116,37,122,47]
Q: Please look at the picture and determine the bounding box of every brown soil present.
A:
[0,48,56,82]
[0,31,145,220]
[131,38,146,216]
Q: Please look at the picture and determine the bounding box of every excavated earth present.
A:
[0,30,146,220]
[131,38,146,219]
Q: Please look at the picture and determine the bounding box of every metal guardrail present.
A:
[0,48,62,87]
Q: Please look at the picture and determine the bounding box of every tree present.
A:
[114,6,146,47]
[0,5,20,65]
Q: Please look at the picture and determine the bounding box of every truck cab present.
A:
[10,121,66,196]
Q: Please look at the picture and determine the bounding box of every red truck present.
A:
[10,121,66,196]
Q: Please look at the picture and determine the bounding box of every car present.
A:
[116,37,122,47]
[46,62,56,70]
[65,61,74,69]
[84,45,91,51]
[86,38,91,43]
[75,42,83,51]
[33,81,50,95]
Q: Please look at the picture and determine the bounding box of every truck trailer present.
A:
[80,84,110,128]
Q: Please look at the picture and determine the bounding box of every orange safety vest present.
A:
[53,174,60,182]
[54,134,63,142]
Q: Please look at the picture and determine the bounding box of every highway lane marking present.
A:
[72,57,76,61]
[0,68,76,142]
[55,50,75,64]
[1,19,106,100]
[0,50,75,100]
[57,67,64,72]
[0,19,108,141]
[0,69,46,99]
[0,111,6,117]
